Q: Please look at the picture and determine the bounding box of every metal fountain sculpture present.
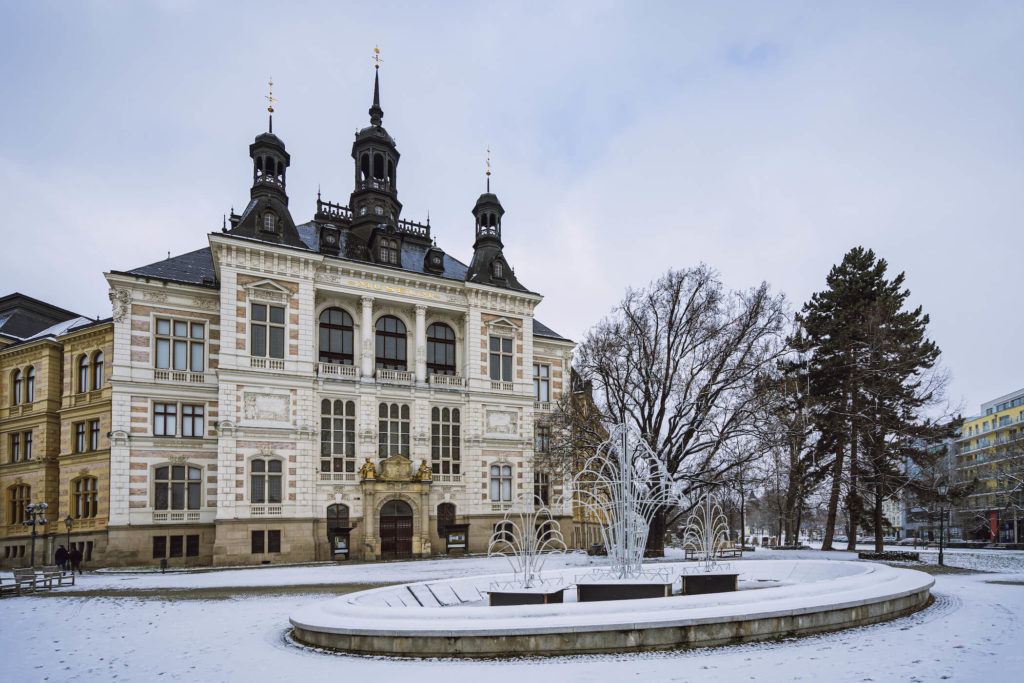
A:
[485,493,568,604]
[681,489,732,573]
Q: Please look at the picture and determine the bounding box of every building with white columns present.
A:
[101,69,574,566]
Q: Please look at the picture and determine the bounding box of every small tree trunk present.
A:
[645,507,667,557]
[822,443,844,551]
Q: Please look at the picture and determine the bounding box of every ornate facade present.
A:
[102,70,575,566]
[0,294,112,568]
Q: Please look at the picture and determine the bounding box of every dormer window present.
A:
[379,238,399,265]
[263,213,276,233]
[493,261,504,278]
[374,206,384,216]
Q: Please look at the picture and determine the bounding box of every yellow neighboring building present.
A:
[954,386,1024,543]
[0,293,112,568]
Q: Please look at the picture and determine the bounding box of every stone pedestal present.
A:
[679,573,738,595]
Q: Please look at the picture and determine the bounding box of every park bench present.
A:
[715,542,743,558]
[0,576,21,598]
[12,567,55,592]
[40,565,75,587]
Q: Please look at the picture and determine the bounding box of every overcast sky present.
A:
[2,1,1021,415]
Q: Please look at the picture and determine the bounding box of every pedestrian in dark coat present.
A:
[69,547,83,575]
[55,545,69,572]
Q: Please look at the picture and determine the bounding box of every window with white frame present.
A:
[534,471,551,506]
[250,458,282,504]
[430,407,461,475]
[489,336,513,381]
[251,303,285,359]
[155,319,205,371]
[378,402,410,457]
[154,465,201,510]
[533,363,550,402]
[426,323,456,375]
[535,424,551,453]
[490,464,512,502]
[321,399,356,473]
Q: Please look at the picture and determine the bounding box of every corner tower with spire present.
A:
[465,149,526,290]
[225,78,305,248]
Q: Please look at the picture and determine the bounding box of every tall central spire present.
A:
[369,46,383,126]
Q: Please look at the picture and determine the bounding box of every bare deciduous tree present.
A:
[575,265,788,553]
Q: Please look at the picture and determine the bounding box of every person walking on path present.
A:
[55,545,68,573]
[68,547,83,575]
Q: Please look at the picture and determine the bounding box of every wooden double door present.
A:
[380,499,413,559]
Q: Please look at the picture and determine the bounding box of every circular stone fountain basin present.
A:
[289,559,933,658]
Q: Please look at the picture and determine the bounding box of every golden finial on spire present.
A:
[486,147,492,192]
[266,77,276,114]
[373,45,382,70]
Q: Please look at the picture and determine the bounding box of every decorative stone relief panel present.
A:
[242,392,290,425]
[485,408,518,437]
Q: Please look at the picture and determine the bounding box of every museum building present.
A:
[101,69,575,566]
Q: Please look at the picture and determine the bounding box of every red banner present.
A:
[990,510,999,541]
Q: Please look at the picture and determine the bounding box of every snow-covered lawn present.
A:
[3,549,1023,682]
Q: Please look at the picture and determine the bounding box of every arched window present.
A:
[379,238,399,265]
[77,355,89,393]
[327,503,350,531]
[431,407,461,475]
[426,323,456,376]
[318,308,354,365]
[372,152,385,180]
[73,477,98,518]
[437,502,456,538]
[320,399,356,475]
[92,352,103,390]
[250,458,282,504]
[378,402,410,457]
[25,367,34,402]
[360,153,370,181]
[375,316,407,370]
[489,464,512,502]
[154,465,201,510]
[11,369,21,405]
[8,484,30,524]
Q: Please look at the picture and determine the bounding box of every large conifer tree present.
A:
[796,247,950,551]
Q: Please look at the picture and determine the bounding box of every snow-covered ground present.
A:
[3,548,1023,682]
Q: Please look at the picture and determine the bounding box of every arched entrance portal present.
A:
[380,499,413,559]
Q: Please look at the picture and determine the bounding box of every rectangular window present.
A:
[23,431,32,459]
[251,530,265,554]
[153,403,177,437]
[89,420,100,451]
[489,336,513,381]
[251,304,285,359]
[490,464,512,502]
[10,433,19,462]
[533,363,550,402]
[74,422,86,453]
[267,529,281,553]
[182,404,204,438]
[430,406,461,475]
[169,535,183,558]
[250,460,282,504]
[152,536,166,559]
[535,425,551,453]
[534,472,550,506]
[320,399,357,473]
[186,534,199,557]
[155,318,205,371]
[378,403,411,457]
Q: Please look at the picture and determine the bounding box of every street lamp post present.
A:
[64,515,73,568]
[937,484,948,567]
[21,502,49,568]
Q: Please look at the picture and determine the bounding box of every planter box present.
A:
[576,582,672,602]
[488,589,565,606]
[679,573,738,595]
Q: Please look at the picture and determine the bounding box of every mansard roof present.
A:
[115,239,566,341]
[0,292,82,341]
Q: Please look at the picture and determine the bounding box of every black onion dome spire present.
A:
[225,80,304,249]
[350,56,402,236]
[465,152,526,290]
